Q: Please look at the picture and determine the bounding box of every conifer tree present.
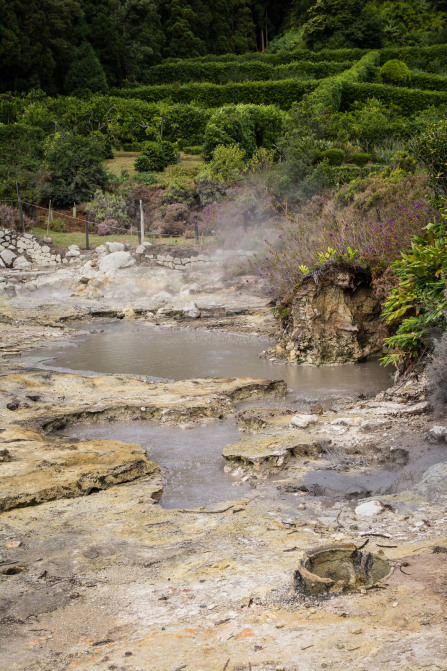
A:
[64,42,108,95]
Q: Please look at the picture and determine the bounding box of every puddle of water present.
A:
[295,443,447,499]
[59,419,250,509]
[25,321,392,398]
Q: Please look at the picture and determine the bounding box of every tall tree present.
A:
[161,0,207,58]
[65,42,108,95]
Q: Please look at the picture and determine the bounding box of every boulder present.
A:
[106,241,125,253]
[98,251,135,275]
[13,256,31,269]
[355,500,385,517]
[0,249,16,267]
[290,414,319,429]
[184,302,201,319]
[135,245,146,255]
[429,425,447,442]
[65,248,81,258]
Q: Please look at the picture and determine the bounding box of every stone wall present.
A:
[145,247,255,271]
[0,229,61,269]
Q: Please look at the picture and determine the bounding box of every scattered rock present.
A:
[354,500,385,517]
[98,251,136,275]
[106,241,125,253]
[0,249,17,267]
[428,425,447,442]
[291,414,319,429]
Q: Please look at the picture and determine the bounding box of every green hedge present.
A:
[304,51,379,112]
[146,59,354,85]
[162,47,366,66]
[410,72,447,92]
[327,164,380,185]
[112,79,318,109]
[341,81,447,115]
[378,44,447,70]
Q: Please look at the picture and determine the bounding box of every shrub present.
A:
[200,144,246,183]
[85,191,130,231]
[0,205,33,232]
[135,154,156,172]
[380,60,411,86]
[135,140,179,172]
[319,148,345,166]
[351,152,371,166]
[132,172,158,186]
[97,221,114,235]
[382,216,447,367]
[412,119,447,197]
[425,333,447,413]
[162,179,197,206]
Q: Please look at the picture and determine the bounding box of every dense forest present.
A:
[2,0,447,92]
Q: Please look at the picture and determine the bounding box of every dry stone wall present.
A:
[0,229,61,269]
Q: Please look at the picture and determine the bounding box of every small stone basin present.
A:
[294,542,393,595]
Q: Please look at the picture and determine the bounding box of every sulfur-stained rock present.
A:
[223,429,322,469]
[277,262,387,365]
[0,432,162,512]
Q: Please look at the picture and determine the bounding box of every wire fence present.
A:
[1,197,201,247]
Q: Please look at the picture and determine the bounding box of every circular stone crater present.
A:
[294,542,393,595]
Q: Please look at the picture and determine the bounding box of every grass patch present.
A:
[105,151,139,177]
[32,227,206,250]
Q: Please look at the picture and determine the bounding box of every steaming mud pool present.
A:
[25,320,441,510]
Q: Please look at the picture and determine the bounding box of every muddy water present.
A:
[26,321,392,398]
[61,419,250,509]
[296,442,447,500]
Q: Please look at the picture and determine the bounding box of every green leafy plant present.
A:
[350,152,371,167]
[381,217,447,366]
[319,148,345,166]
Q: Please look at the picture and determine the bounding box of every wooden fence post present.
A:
[85,214,90,250]
[139,199,144,244]
[16,182,25,234]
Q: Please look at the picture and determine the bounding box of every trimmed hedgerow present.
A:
[145,59,354,85]
[112,79,318,110]
[350,152,372,166]
[410,72,447,92]
[163,47,366,66]
[341,82,447,115]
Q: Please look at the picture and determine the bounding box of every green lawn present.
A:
[104,150,204,183]
[32,227,200,250]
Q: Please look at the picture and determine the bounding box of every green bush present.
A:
[382,217,447,367]
[162,179,197,206]
[412,119,447,197]
[135,153,159,172]
[202,104,285,161]
[380,60,410,86]
[351,152,371,166]
[135,140,179,173]
[378,45,447,70]
[319,148,345,166]
[199,144,246,183]
[132,172,158,185]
